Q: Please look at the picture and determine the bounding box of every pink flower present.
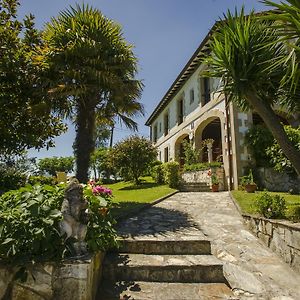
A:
[104,188,112,195]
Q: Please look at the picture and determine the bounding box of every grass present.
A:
[231,190,300,216]
[105,176,177,218]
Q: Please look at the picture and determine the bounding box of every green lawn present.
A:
[105,177,177,218]
[231,190,300,216]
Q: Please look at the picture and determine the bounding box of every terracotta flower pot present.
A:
[245,184,257,193]
[211,184,219,192]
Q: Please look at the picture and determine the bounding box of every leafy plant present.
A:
[151,164,164,184]
[182,140,201,165]
[0,184,66,265]
[211,174,219,185]
[163,162,180,188]
[240,169,255,186]
[254,192,286,219]
[0,165,27,194]
[27,175,57,186]
[245,125,274,167]
[184,162,222,172]
[84,181,118,252]
[266,126,300,174]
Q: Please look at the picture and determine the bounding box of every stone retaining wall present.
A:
[243,215,300,273]
[257,168,300,192]
[0,252,104,300]
[181,167,225,191]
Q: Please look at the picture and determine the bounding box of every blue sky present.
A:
[21,0,274,159]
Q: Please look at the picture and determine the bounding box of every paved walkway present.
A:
[117,192,300,300]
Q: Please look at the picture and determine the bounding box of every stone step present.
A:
[181,182,210,187]
[103,253,226,283]
[116,238,211,255]
[180,187,211,192]
[97,280,233,300]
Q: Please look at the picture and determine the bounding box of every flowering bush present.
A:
[84,181,118,252]
[254,192,286,219]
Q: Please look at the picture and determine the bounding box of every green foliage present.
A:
[0,0,66,156]
[0,184,66,265]
[163,162,180,188]
[211,174,219,185]
[182,140,200,165]
[90,148,110,179]
[0,165,27,194]
[110,136,157,184]
[285,205,300,222]
[83,183,118,252]
[151,164,164,184]
[184,162,222,172]
[245,125,274,167]
[0,183,118,267]
[38,156,74,176]
[266,126,300,173]
[239,169,255,186]
[254,192,286,219]
[27,176,57,186]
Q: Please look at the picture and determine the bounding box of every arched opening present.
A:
[175,134,189,167]
[195,117,222,163]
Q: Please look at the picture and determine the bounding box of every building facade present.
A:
[145,25,261,190]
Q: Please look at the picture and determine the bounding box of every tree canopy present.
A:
[0,0,66,156]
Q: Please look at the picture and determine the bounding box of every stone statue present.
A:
[60,178,89,256]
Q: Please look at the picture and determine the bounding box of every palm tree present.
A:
[42,4,143,182]
[204,8,300,175]
[263,0,300,114]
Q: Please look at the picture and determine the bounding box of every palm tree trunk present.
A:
[74,100,96,183]
[246,92,300,176]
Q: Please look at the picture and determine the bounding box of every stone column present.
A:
[207,142,213,163]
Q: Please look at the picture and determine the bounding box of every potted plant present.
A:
[240,169,257,193]
[211,174,219,192]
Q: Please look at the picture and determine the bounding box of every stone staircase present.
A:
[97,238,233,299]
[179,182,211,192]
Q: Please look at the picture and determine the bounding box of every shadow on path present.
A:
[116,206,199,237]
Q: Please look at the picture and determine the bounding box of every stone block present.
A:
[0,266,15,299]
[265,221,273,236]
[289,230,300,250]
[291,248,300,273]
[270,231,292,264]
[257,232,270,247]
[12,284,45,300]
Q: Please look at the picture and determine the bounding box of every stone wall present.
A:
[257,168,300,192]
[0,252,104,300]
[243,215,300,273]
[181,167,225,191]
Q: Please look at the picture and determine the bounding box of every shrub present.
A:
[163,162,180,188]
[286,205,300,222]
[184,162,222,172]
[0,183,117,267]
[151,164,164,184]
[254,192,286,219]
[0,165,27,193]
[27,175,57,186]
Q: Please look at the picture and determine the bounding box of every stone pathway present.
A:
[98,192,300,299]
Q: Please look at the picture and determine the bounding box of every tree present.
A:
[110,136,157,184]
[90,147,109,179]
[204,8,300,175]
[0,0,66,156]
[38,156,74,176]
[41,4,143,183]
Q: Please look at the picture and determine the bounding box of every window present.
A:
[159,122,162,132]
[153,124,158,143]
[177,99,184,125]
[200,77,211,105]
[190,89,194,104]
[164,112,169,136]
[164,147,169,162]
